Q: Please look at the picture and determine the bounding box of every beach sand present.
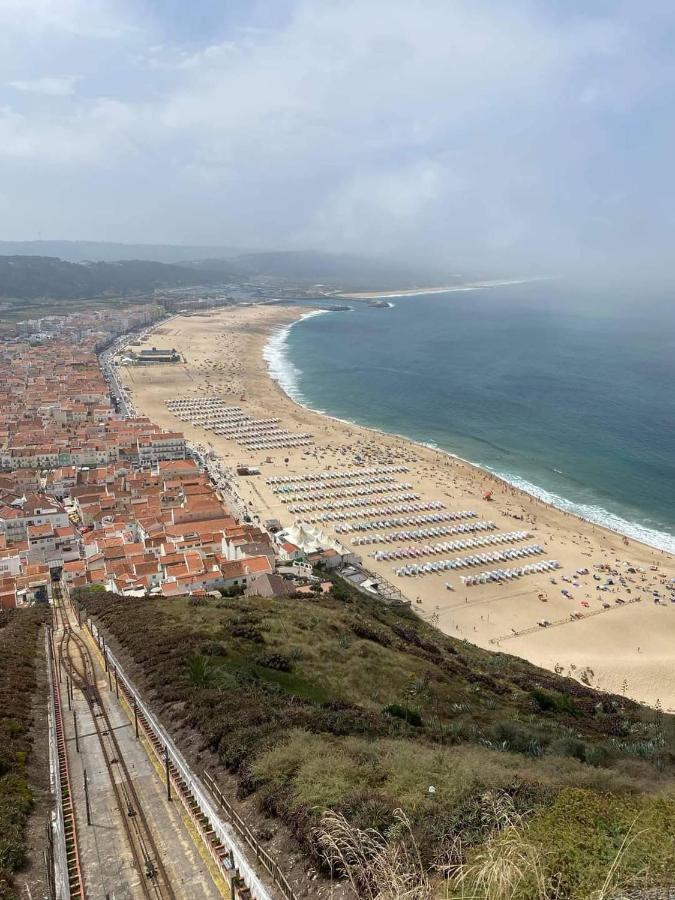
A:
[118,304,675,710]
[338,278,545,299]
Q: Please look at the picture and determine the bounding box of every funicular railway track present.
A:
[53,585,177,900]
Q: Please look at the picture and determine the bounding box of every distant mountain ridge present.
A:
[0,240,245,264]
[0,255,228,301]
[186,250,451,289]
[0,242,453,291]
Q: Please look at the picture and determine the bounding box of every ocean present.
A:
[263,281,675,552]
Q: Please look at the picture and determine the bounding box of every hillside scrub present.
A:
[0,608,47,900]
[76,584,675,898]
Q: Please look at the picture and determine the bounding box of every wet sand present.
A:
[118,304,675,710]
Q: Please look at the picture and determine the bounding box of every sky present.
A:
[2,0,675,275]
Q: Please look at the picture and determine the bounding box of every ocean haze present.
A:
[267,282,675,551]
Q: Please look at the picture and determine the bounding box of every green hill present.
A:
[76,582,675,899]
[0,255,228,302]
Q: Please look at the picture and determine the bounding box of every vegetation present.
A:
[75,583,675,899]
[0,242,449,291]
[0,608,47,900]
[0,255,225,304]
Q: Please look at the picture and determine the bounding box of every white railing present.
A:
[87,619,275,900]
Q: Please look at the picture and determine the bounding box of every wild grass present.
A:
[316,807,433,900]
[75,585,675,898]
[449,794,550,900]
[0,608,46,899]
[444,790,670,900]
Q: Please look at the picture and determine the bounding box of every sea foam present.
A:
[490,471,675,554]
[263,307,675,556]
[262,309,329,404]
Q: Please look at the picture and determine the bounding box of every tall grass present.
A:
[449,793,551,900]
[449,793,649,900]
[316,807,433,900]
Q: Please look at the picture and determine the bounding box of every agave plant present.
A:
[186,653,215,686]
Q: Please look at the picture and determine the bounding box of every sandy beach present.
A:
[338,278,546,299]
[118,304,675,710]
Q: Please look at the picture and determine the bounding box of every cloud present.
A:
[9,76,78,96]
[0,98,136,164]
[0,0,130,37]
[1,0,675,275]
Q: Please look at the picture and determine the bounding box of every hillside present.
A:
[76,581,675,900]
[0,255,228,303]
[0,245,465,296]
[0,608,48,899]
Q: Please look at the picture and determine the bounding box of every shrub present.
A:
[200,641,226,657]
[255,653,292,672]
[489,721,546,757]
[549,736,588,763]
[530,687,581,717]
[219,585,245,598]
[229,624,265,644]
[383,703,423,728]
[351,621,391,647]
[584,744,613,768]
[186,654,216,686]
[0,609,45,894]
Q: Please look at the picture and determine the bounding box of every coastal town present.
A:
[0,305,354,616]
[5,2,675,894]
[3,300,675,720]
[112,303,675,712]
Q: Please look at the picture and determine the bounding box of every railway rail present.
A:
[84,616,273,900]
[53,586,177,900]
[47,615,85,898]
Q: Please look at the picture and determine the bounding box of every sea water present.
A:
[264,281,675,552]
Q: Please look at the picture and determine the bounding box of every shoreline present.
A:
[337,277,553,299]
[265,308,675,555]
[118,304,675,710]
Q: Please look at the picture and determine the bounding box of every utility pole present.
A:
[164,746,172,801]
[84,770,92,826]
[73,711,79,753]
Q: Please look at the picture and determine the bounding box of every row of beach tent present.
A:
[287,491,420,514]
[460,560,561,586]
[267,465,409,485]
[351,520,495,545]
[270,473,400,494]
[394,544,546,577]
[305,500,446,524]
[166,396,312,450]
[277,483,413,502]
[335,510,476,534]
[239,436,313,449]
[371,530,531,562]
